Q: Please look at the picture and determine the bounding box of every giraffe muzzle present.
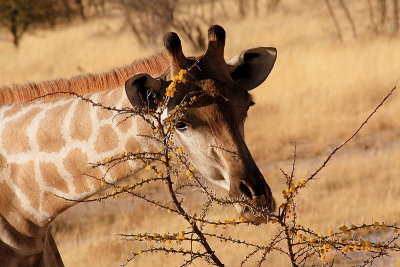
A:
[234,178,276,224]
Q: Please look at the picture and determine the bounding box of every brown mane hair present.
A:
[0,51,170,104]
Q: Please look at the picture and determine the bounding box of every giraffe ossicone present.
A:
[0,25,277,266]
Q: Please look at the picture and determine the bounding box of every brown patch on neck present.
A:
[70,101,93,141]
[62,149,103,195]
[10,161,41,212]
[108,161,132,180]
[95,88,125,121]
[0,182,19,224]
[125,136,140,152]
[117,114,132,134]
[95,125,119,154]
[40,162,69,194]
[63,148,90,194]
[95,91,117,121]
[0,51,169,104]
[0,154,7,168]
[2,108,42,155]
[41,192,70,220]
[37,103,71,153]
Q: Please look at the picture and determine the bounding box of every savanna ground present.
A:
[1,0,400,266]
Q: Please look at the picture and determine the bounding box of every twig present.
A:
[304,86,396,185]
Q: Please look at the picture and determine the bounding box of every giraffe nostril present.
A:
[239,182,253,199]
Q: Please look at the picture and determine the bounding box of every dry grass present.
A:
[1,0,400,266]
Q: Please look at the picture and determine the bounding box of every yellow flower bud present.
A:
[178,233,185,240]
[177,146,183,154]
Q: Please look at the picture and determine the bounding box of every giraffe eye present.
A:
[175,120,188,131]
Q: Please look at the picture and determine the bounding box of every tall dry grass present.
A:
[1,0,400,266]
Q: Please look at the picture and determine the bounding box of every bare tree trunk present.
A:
[200,0,206,22]
[267,0,281,13]
[63,0,72,21]
[393,0,399,32]
[10,9,20,47]
[75,0,86,20]
[238,0,246,17]
[338,0,357,38]
[91,0,106,15]
[378,0,387,30]
[210,0,215,24]
[121,7,145,45]
[324,0,343,41]
[253,0,259,16]
[175,21,205,51]
[100,0,106,15]
[217,0,228,19]
[367,0,379,33]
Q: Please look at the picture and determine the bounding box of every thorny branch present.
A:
[56,83,398,266]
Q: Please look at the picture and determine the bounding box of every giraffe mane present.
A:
[0,51,170,104]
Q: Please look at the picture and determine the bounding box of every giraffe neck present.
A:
[0,51,169,266]
[0,86,156,239]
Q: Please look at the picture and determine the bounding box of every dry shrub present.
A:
[54,69,399,266]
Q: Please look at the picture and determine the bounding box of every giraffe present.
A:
[0,25,277,266]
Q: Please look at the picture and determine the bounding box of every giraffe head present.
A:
[125,25,277,223]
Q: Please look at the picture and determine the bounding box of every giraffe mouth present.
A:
[234,202,274,224]
[231,178,276,224]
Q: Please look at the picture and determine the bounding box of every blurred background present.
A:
[1,0,400,266]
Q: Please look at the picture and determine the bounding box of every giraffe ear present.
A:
[227,47,277,91]
[125,73,163,109]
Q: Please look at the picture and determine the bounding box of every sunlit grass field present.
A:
[1,0,400,266]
